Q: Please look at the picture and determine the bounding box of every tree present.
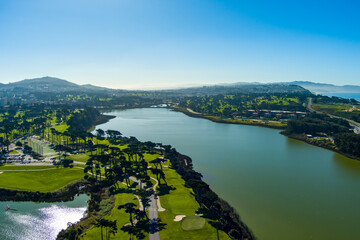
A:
[118,203,137,227]
[95,218,117,240]
[150,157,167,184]
[136,188,154,216]
[96,128,105,142]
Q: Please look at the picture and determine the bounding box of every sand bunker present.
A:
[0,172,3,174]
[174,215,186,222]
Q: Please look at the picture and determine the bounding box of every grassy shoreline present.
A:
[282,131,360,161]
[171,106,286,130]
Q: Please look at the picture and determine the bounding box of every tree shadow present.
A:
[113,188,133,194]
[157,184,176,196]
[148,218,167,234]
[135,218,167,234]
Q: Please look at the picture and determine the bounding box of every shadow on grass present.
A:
[121,218,166,239]
[157,183,176,196]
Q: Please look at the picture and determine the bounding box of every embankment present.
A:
[172,106,285,130]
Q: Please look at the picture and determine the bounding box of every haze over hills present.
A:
[4,76,359,98]
[0,77,312,96]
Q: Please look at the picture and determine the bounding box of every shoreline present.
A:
[282,132,360,161]
[87,113,115,132]
[0,179,90,202]
[171,106,286,130]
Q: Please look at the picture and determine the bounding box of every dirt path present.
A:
[150,176,165,212]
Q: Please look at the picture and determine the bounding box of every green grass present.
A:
[0,165,55,170]
[53,123,69,133]
[82,192,141,240]
[9,150,19,154]
[157,167,230,240]
[312,104,345,114]
[68,153,90,163]
[181,215,206,231]
[0,167,84,192]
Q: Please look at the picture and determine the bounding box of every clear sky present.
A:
[0,0,359,89]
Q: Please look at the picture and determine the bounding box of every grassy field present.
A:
[0,167,84,192]
[0,165,55,170]
[312,104,348,114]
[312,103,360,122]
[53,123,69,133]
[68,153,90,163]
[157,167,230,240]
[181,215,206,230]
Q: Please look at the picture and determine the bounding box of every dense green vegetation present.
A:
[286,113,350,135]
[334,132,360,157]
[285,112,360,158]
[178,93,308,118]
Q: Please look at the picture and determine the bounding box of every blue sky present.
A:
[0,0,359,89]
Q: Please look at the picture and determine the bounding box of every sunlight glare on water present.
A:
[0,195,88,240]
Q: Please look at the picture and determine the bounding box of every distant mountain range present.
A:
[0,77,311,95]
[283,81,360,93]
[1,77,358,97]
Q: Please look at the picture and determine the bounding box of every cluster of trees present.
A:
[286,113,350,135]
[0,104,104,162]
[285,113,360,158]
[20,91,164,109]
[334,132,360,157]
[80,131,168,239]
[178,93,308,117]
[67,108,101,132]
[0,105,62,153]
[313,95,358,104]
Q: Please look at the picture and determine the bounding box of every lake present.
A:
[0,194,89,240]
[97,108,360,240]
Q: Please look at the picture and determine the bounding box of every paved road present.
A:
[307,97,360,134]
[129,176,160,240]
[148,194,160,240]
